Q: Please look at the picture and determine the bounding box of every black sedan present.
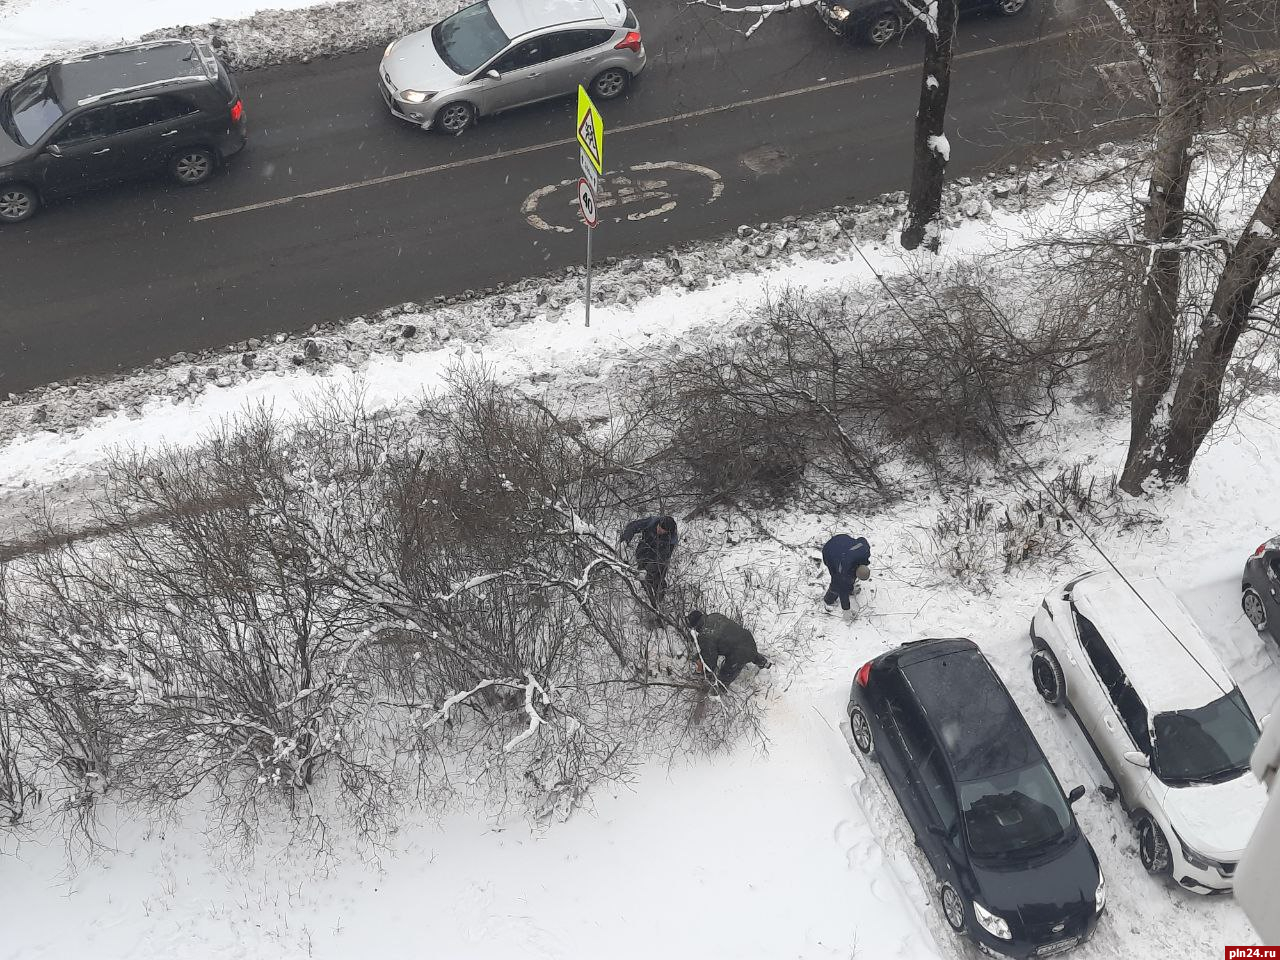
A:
[847,638,1104,958]
[1242,536,1280,647]
[815,0,1027,46]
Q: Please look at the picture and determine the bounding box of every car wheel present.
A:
[436,101,476,136]
[1243,588,1268,630]
[994,0,1026,13]
[0,183,39,223]
[170,147,216,186]
[862,10,903,45]
[849,706,875,757]
[940,883,967,932]
[1031,646,1066,706]
[1137,815,1172,874]
[590,68,630,101]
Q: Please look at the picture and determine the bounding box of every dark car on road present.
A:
[0,40,246,223]
[816,0,1028,45]
[847,638,1104,958]
[1243,536,1280,647]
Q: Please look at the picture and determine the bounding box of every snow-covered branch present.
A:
[689,0,816,38]
[1102,0,1162,102]
[504,672,549,753]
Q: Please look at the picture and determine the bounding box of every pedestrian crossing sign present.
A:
[576,85,604,174]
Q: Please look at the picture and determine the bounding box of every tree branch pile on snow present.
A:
[631,265,1110,509]
[0,372,784,836]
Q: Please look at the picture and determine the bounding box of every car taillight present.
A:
[230,99,244,122]
[855,660,872,687]
[615,30,642,52]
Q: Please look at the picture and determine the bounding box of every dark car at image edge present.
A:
[816,0,1028,46]
[0,39,246,224]
[847,638,1104,958]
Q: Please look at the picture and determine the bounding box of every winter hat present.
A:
[685,609,704,630]
[856,565,871,581]
[658,515,677,534]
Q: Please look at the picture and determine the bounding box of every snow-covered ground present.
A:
[2,135,1278,959]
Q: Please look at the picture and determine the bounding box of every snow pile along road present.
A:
[0,0,466,86]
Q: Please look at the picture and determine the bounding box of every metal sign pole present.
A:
[585,224,593,328]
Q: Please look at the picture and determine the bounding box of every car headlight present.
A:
[973,900,1012,940]
[401,90,434,103]
[830,4,851,19]
[1176,833,1212,870]
[1094,873,1106,913]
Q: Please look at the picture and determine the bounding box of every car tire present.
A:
[170,146,216,186]
[1243,587,1268,630]
[1137,814,1172,874]
[940,883,967,932]
[436,101,476,136]
[0,182,39,223]
[590,67,630,101]
[1031,645,1066,706]
[993,0,1027,14]
[861,9,903,45]
[849,705,875,758]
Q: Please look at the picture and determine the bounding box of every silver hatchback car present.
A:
[380,0,646,134]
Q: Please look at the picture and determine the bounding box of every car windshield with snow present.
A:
[1031,570,1267,894]
[847,638,1103,958]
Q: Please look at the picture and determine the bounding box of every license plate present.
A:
[1035,938,1079,957]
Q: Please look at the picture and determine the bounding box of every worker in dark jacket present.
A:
[621,515,678,604]
[822,534,871,614]
[686,609,771,687]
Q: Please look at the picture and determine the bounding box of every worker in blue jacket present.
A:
[822,534,871,614]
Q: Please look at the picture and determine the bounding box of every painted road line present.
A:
[193,26,1078,223]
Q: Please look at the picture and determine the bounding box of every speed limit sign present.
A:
[577,177,599,229]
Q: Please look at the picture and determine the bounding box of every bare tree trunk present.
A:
[1122,163,1280,484]
[1118,0,1219,494]
[901,0,958,252]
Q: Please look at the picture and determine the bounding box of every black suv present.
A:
[1243,536,1280,648]
[816,0,1027,46]
[0,40,246,223]
[847,638,1103,958]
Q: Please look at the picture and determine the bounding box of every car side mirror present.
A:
[484,69,501,80]
[1067,784,1086,804]
[45,143,62,157]
[1123,750,1150,769]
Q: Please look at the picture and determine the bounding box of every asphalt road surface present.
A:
[0,1,1145,393]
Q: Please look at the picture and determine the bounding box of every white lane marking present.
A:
[193,27,1077,223]
[523,160,724,233]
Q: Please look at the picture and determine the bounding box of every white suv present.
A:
[1029,570,1267,894]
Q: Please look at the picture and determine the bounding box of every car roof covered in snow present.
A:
[488,0,621,37]
[1071,571,1235,713]
[901,643,1041,781]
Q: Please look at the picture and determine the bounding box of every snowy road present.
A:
[0,1,1089,394]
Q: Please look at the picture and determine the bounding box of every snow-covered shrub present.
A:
[923,465,1153,588]
[638,269,1106,507]
[0,376,777,835]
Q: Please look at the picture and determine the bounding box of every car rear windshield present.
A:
[959,762,1071,858]
[3,70,65,146]
[1152,688,1258,785]
[432,1,511,75]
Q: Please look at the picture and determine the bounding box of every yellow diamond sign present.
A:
[576,85,604,174]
